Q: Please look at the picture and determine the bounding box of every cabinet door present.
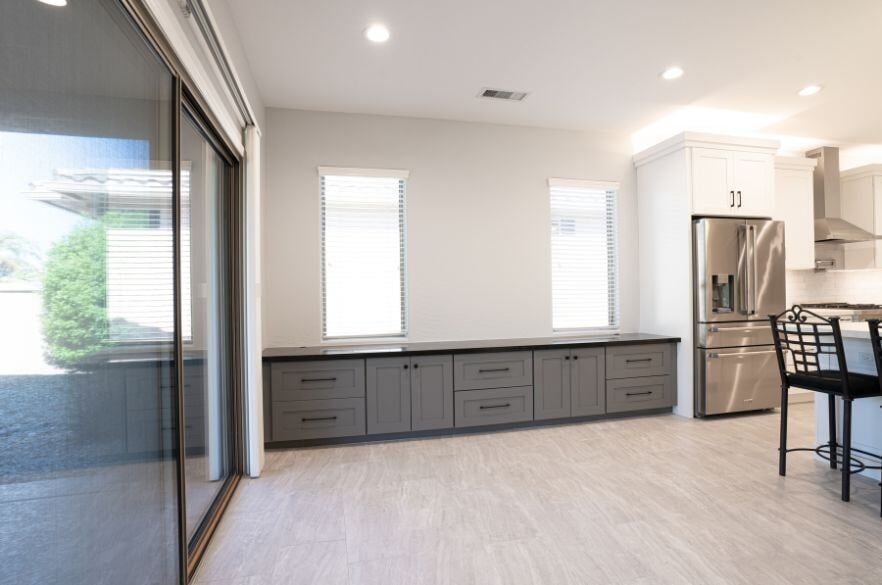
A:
[692,148,734,216]
[366,357,411,434]
[411,355,453,431]
[774,166,815,270]
[571,348,605,416]
[534,349,571,420]
[733,152,774,217]
[840,173,878,269]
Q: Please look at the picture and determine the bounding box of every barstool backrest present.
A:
[868,319,882,393]
[769,305,851,396]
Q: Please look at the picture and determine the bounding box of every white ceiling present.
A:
[228,0,882,154]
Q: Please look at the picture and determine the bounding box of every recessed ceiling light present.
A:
[798,84,823,97]
[37,0,67,5]
[365,23,390,43]
[660,66,684,80]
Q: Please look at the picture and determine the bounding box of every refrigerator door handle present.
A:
[749,225,758,315]
[736,224,749,315]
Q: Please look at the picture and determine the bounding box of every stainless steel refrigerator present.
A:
[693,217,786,416]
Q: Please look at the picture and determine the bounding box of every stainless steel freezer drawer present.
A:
[696,346,780,415]
[696,321,773,348]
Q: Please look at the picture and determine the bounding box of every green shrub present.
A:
[41,221,108,369]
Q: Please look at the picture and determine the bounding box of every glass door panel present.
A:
[180,109,234,543]
[0,0,180,583]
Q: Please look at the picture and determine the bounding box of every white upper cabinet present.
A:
[773,156,817,270]
[634,132,779,219]
[732,151,775,216]
[839,164,882,269]
[691,148,735,216]
[690,148,775,217]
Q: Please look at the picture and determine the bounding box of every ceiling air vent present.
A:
[479,88,528,101]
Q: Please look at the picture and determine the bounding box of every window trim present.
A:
[548,177,620,334]
[318,166,409,341]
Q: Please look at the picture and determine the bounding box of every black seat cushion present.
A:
[787,370,881,398]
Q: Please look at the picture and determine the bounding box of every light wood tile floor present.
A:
[193,404,882,585]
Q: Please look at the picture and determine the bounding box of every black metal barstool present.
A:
[867,319,882,514]
[770,305,882,508]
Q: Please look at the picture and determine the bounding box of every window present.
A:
[549,178,619,331]
[320,167,408,339]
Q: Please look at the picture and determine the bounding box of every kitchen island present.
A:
[813,322,882,481]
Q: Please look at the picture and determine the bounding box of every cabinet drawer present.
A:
[605,344,673,379]
[272,398,366,441]
[271,360,365,401]
[606,376,673,413]
[454,386,533,428]
[453,351,533,390]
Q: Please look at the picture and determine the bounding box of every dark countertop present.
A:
[263,332,680,361]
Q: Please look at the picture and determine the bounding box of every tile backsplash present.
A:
[786,269,882,305]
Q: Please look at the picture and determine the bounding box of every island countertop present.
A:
[263,332,680,361]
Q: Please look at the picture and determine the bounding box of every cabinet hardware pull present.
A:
[625,391,652,397]
[564,356,570,360]
[403,364,409,370]
[737,190,742,208]
[413,363,419,369]
[302,377,337,383]
[478,367,510,373]
[480,403,511,410]
[573,355,579,360]
[625,358,652,363]
[302,416,337,422]
[730,190,735,207]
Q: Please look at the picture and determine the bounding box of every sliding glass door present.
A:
[0,0,180,583]
[179,105,237,546]
[0,1,242,583]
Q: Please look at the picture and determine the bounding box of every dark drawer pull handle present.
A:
[302,415,338,422]
[625,358,652,363]
[625,391,653,397]
[480,403,511,410]
[478,367,510,373]
[302,377,337,383]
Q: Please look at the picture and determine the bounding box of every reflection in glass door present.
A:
[0,0,179,583]
[179,106,236,545]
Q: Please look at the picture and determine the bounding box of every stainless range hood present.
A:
[806,146,880,243]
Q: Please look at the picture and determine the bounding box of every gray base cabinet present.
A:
[534,350,571,420]
[454,351,533,390]
[366,358,412,434]
[455,386,533,428]
[534,347,604,419]
[272,398,366,440]
[411,355,454,431]
[265,341,678,445]
[368,354,456,434]
[271,359,365,401]
[606,376,673,413]
[605,344,676,413]
[571,348,605,416]
[606,344,673,379]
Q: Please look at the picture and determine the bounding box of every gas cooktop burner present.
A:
[802,302,882,310]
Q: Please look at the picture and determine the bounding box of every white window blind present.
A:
[549,179,619,331]
[320,169,407,339]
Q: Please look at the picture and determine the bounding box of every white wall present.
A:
[263,109,640,347]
